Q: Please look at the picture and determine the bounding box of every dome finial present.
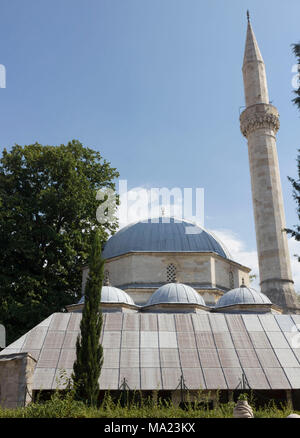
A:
[104,270,110,286]
[247,10,250,23]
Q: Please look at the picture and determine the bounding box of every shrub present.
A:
[0,390,298,418]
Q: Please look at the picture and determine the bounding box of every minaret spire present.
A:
[242,17,269,107]
[240,19,300,313]
[247,10,250,22]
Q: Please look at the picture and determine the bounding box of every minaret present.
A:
[240,13,300,313]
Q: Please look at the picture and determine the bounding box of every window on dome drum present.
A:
[229,271,234,289]
[166,264,177,283]
[104,270,110,286]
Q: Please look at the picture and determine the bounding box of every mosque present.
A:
[1,16,300,409]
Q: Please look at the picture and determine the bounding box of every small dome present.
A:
[78,286,135,305]
[146,283,206,306]
[215,286,271,308]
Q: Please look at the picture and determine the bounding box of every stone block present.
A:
[0,353,36,408]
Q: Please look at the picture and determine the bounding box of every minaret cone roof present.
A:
[243,20,264,68]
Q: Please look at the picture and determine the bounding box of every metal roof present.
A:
[146,283,206,306]
[2,312,300,391]
[78,286,135,305]
[215,287,272,308]
[102,217,231,260]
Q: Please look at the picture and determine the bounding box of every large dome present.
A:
[102,217,231,260]
[146,283,206,306]
[215,286,272,308]
[78,286,135,305]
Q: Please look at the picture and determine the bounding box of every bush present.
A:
[0,390,298,418]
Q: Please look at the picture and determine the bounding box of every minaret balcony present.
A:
[240,103,280,138]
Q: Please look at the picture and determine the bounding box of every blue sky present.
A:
[0,0,300,286]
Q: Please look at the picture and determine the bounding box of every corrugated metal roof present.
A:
[102,217,231,260]
[1,312,300,391]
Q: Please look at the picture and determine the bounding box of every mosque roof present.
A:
[102,217,231,260]
[215,286,272,308]
[146,283,206,306]
[78,286,135,305]
[2,312,300,390]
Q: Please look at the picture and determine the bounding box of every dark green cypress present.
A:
[72,230,104,406]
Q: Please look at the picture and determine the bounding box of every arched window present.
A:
[166,264,177,283]
[104,270,110,286]
[229,271,234,289]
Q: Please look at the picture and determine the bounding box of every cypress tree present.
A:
[72,230,104,406]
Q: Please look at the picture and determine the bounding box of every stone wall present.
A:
[81,252,251,305]
[0,352,36,408]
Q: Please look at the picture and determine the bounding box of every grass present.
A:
[0,390,298,418]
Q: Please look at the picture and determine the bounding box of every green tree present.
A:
[286,151,300,254]
[0,140,119,344]
[287,44,300,253]
[292,43,300,109]
[72,230,104,406]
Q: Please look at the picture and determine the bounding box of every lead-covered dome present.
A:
[146,283,206,306]
[215,286,271,308]
[102,217,231,260]
[78,286,135,305]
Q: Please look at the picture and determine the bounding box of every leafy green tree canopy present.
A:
[0,140,119,344]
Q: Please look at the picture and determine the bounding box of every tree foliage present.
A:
[287,44,300,250]
[287,153,300,255]
[0,140,119,344]
[72,230,104,406]
[292,43,300,109]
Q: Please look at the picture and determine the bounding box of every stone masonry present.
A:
[0,353,36,408]
[82,252,250,305]
[240,18,300,313]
